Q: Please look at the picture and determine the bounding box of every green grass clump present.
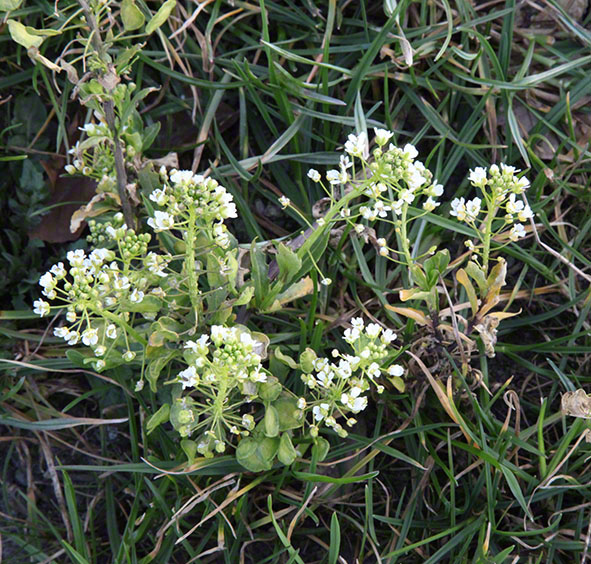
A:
[2,0,591,562]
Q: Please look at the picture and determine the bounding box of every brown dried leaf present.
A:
[561,389,591,419]
[70,192,116,233]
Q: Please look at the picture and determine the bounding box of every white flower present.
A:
[351,396,368,413]
[402,143,418,159]
[279,196,291,208]
[321,278,332,286]
[297,398,306,409]
[423,197,440,212]
[351,317,364,330]
[170,169,195,185]
[250,368,267,382]
[427,182,444,197]
[465,198,481,221]
[179,366,199,389]
[366,323,382,339]
[388,364,404,377]
[33,299,50,317]
[344,132,368,158]
[392,200,404,215]
[39,272,55,289]
[326,169,348,185]
[373,200,391,218]
[513,176,530,193]
[65,164,76,175]
[307,169,321,182]
[518,205,533,222]
[381,329,397,344]
[67,331,80,345]
[406,163,427,190]
[312,403,330,421]
[130,288,144,303]
[469,167,487,186]
[54,327,69,338]
[147,210,175,232]
[49,262,67,279]
[340,154,353,171]
[400,189,415,204]
[149,188,169,206]
[94,345,106,357]
[367,362,381,378]
[450,197,467,221]
[344,327,361,344]
[67,249,86,267]
[82,328,99,346]
[374,128,394,146]
[509,223,526,241]
[506,193,523,215]
[106,324,118,339]
[66,310,77,323]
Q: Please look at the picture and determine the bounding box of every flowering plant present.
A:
[29,0,534,471]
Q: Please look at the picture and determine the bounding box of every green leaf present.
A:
[312,437,330,462]
[258,376,282,402]
[0,0,24,10]
[146,403,170,434]
[273,346,298,370]
[277,432,297,466]
[465,260,487,295]
[234,285,255,306]
[273,396,302,431]
[180,439,197,463]
[276,242,302,284]
[264,405,280,438]
[145,0,176,35]
[121,0,145,31]
[236,436,279,472]
[7,19,44,49]
[146,350,176,392]
[292,470,379,484]
[328,513,341,564]
[424,249,450,280]
[299,348,317,374]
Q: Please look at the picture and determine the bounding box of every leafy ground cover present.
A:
[2,0,591,562]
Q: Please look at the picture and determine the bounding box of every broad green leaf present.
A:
[236,436,279,472]
[121,0,145,31]
[299,348,317,374]
[145,0,176,35]
[277,432,297,465]
[0,0,24,10]
[258,376,282,402]
[7,19,44,49]
[146,404,170,434]
[276,242,302,284]
[264,405,280,437]
[274,347,298,370]
[273,396,302,431]
[180,439,197,463]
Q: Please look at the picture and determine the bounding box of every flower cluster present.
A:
[33,222,165,367]
[170,325,270,456]
[300,317,403,438]
[453,164,533,244]
[148,169,237,249]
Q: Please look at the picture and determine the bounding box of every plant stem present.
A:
[184,210,201,326]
